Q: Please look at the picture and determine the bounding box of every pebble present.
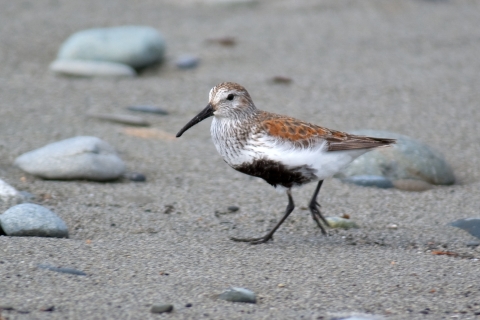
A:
[341,175,393,189]
[466,241,480,247]
[0,204,69,238]
[335,130,455,186]
[123,172,146,182]
[38,264,86,276]
[227,206,239,212]
[175,55,200,69]
[87,113,150,126]
[127,105,169,115]
[387,223,398,229]
[14,136,126,181]
[57,26,166,68]
[325,216,359,229]
[450,218,480,239]
[150,304,173,314]
[50,60,136,77]
[0,179,24,207]
[218,287,256,303]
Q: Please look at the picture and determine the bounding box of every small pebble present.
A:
[127,105,169,115]
[38,264,86,276]
[277,283,285,288]
[271,76,292,84]
[175,55,200,69]
[40,306,55,312]
[466,241,480,247]
[123,172,146,182]
[150,304,173,314]
[227,206,239,212]
[387,223,398,229]
[185,303,193,308]
[325,216,359,229]
[87,113,150,127]
[0,305,14,311]
[218,287,256,303]
[206,36,236,46]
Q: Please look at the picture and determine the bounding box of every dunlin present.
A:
[177,82,395,244]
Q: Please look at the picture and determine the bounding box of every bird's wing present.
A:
[256,112,395,151]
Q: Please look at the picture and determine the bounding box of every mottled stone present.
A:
[57,26,166,68]
[325,216,359,229]
[218,287,256,303]
[335,130,455,186]
[14,136,125,181]
[50,60,136,77]
[0,204,68,238]
[392,179,433,192]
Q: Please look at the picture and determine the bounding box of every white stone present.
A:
[50,60,136,77]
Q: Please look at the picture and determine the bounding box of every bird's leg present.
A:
[230,189,295,244]
[308,180,329,235]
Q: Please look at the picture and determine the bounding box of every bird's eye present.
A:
[226,94,234,101]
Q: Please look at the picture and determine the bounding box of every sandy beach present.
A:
[1,0,480,319]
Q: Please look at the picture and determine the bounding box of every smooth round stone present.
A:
[450,218,480,239]
[335,130,455,185]
[150,304,173,314]
[50,60,136,77]
[57,26,166,68]
[14,136,125,181]
[218,287,256,303]
[175,55,199,69]
[0,204,68,238]
[341,175,393,189]
[325,216,359,229]
[0,179,24,207]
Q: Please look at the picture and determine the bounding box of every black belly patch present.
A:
[233,158,317,188]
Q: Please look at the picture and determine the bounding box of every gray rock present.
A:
[150,304,173,313]
[57,26,166,69]
[335,130,455,185]
[50,60,136,77]
[14,136,125,181]
[450,218,480,239]
[175,55,200,69]
[341,175,393,189]
[0,204,68,238]
[0,179,24,207]
[37,264,86,276]
[123,172,146,182]
[218,287,256,303]
[87,113,150,126]
[127,105,169,115]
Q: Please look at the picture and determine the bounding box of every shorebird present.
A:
[176,82,395,244]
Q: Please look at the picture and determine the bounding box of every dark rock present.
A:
[227,206,240,212]
[150,304,173,314]
[127,105,169,115]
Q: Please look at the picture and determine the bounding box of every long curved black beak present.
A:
[176,103,215,138]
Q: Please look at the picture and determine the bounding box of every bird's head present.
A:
[176,82,256,138]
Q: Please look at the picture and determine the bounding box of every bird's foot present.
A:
[309,201,329,235]
[230,235,273,245]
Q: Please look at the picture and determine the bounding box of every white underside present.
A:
[211,117,369,189]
